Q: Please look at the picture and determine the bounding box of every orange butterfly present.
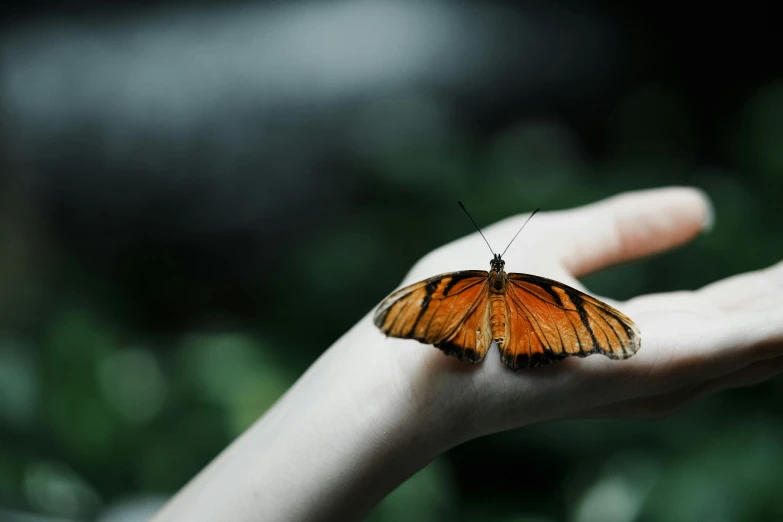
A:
[374,204,641,370]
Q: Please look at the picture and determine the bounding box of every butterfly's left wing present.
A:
[503,273,641,370]
[374,271,492,363]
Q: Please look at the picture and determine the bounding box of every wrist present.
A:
[257,311,466,520]
[346,313,474,450]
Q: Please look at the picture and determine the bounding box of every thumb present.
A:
[557,186,714,277]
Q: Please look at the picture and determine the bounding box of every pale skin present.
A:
[151,186,783,522]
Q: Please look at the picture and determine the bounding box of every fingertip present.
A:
[673,185,714,235]
[637,185,714,239]
[653,184,712,221]
[700,190,715,234]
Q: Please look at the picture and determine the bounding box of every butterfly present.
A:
[373,204,641,370]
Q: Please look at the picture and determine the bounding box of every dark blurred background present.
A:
[1,1,781,521]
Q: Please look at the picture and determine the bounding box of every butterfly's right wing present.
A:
[374,271,492,363]
[502,273,641,370]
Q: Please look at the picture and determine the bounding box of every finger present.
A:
[626,290,720,317]
[575,301,783,402]
[724,285,783,316]
[579,357,783,421]
[743,291,783,312]
[697,260,783,311]
[700,356,783,393]
[556,186,713,277]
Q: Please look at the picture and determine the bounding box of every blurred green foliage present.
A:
[1,79,783,522]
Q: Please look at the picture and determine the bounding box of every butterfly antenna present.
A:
[458,201,495,255]
[500,208,540,257]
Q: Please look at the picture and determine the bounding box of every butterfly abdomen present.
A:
[489,295,507,347]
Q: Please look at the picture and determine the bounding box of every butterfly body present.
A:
[374,254,641,370]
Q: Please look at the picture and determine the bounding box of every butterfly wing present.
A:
[374,271,492,363]
[503,273,641,370]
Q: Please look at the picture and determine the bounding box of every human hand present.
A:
[364,186,783,442]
